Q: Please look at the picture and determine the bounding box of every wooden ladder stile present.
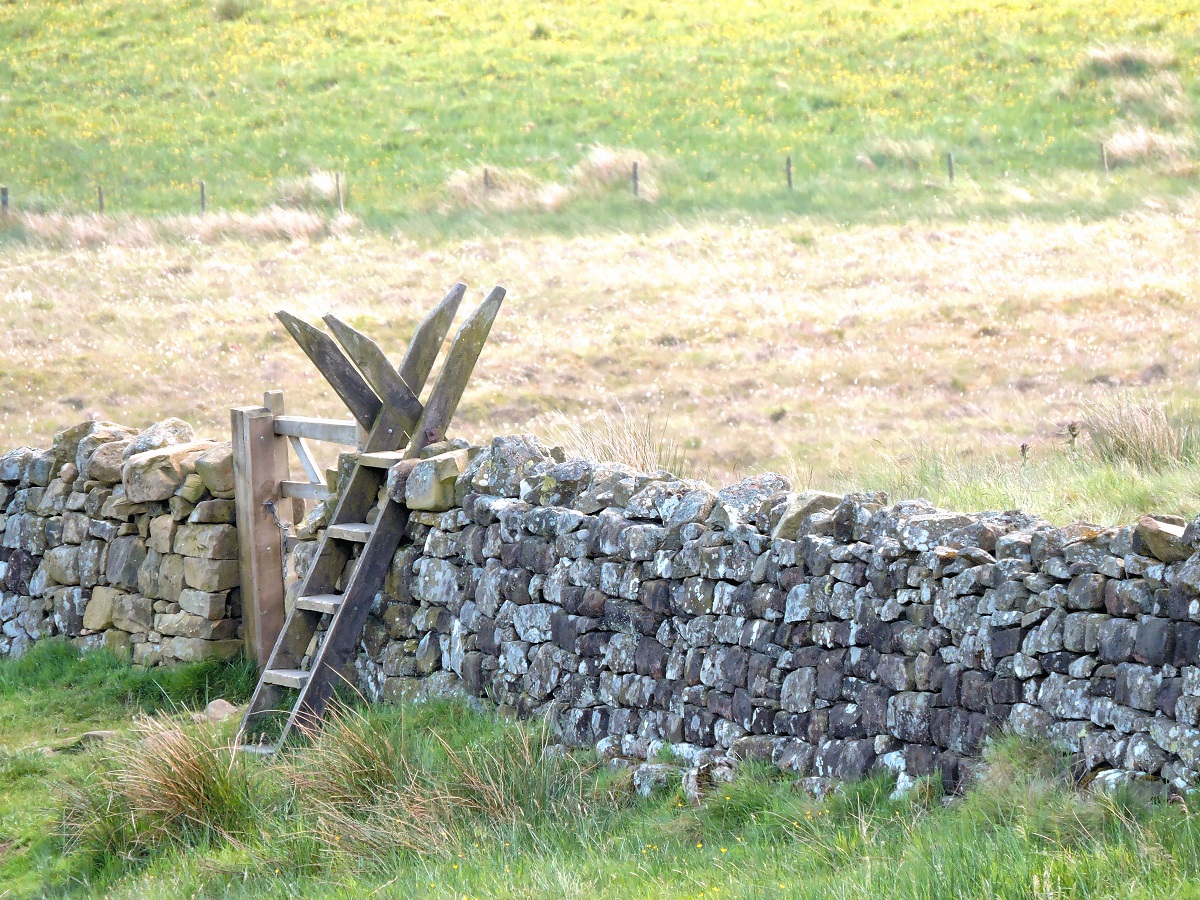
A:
[235,283,502,753]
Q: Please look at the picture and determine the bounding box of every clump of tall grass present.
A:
[1112,72,1193,124]
[1102,125,1192,166]
[212,0,252,22]
[857,137,936,169]
[61,716,258,861]
[1080,392,1200,470]
[273,168,342,210]
[1082,43,1176,78]
[14,209,350,248]
[443,166,571,213]
[291,702,608,858]
[443,145,661,212]
[571,145,660,201]
[539,405,707,480]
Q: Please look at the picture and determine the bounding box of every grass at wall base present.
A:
[2,639,1200,899]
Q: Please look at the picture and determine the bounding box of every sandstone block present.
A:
[178,588,226,619]
[124,417,195,459]
[84,586,122,631]
[111,592,153,633]
[193,444,235,495]
[173,523,238,559]
[155,611,236,640]
[1137,516,1190,563]
[165,636,242,663]
[44,545,80,585]
[122,441,215,504]
[183,556,239,592]
[406,450,471,512]
[148,515,177,554]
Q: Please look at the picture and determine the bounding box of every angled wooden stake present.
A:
[276,310,382,430]
[398,282,466,395]
[405,286,505,458]
[323,315,423,427]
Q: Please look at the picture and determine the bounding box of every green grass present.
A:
[1,0,1198,232]
[0,640,257,895]
[7,644,1200,899]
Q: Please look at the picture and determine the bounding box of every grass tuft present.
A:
[1083,43,1176,78]
[61,716,257,861]
[212,0,252,22]
[1080,392,1200,470]
[539,404,706,480]
[1102,124,1192,165]
[858,137,937,169]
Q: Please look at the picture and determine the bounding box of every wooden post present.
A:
[231,405,287,669]
[632,162,639,197]
[786,155,793,191]
[263,389,304,526]
[483,167,491,191]
[1,186,8,217]
[200,180,206,214]
[947,151,955,182]
[97,185,104,214]
[1101,142,1109,177]
[335,172,344,213]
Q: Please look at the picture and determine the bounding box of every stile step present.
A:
[358,451,406,469]
[262,668,311,689]
[295,593,344,615]
[326,522,373,542]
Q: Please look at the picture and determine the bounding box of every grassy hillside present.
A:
[5,641,1200,900]
[0,0,1198,228]
[2,212,1200,524]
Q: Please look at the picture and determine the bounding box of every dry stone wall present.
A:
[0,418,242,665]
[289,434,1200,794]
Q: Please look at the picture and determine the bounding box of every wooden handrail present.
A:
[272,415,359,445]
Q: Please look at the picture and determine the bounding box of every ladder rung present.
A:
[358,451,405,468]
[327,522,373,542]
[239,742,277,755]
[262,668,310,689]
[295,593,343,615]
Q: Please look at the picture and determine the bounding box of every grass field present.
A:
[1,209,1199,524]
[0,0,1198,228]
[6,640,1200,900]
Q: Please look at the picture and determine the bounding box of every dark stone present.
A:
[635,638,667,679]
[835,739,876,779]
[829,702,865,739]
[639,579,672,615]
[859,619,893,654]
[1133,617,1174,666]
[990,626,1023,659]
[1159,677,1184,718]
[1175,622,1200,668]
[1041,651,1082,674]
[960,671,991,712]
[575,589,608,617]
[990,677,1022,705]
[1097,618,1137,664]
[461,652,485,696]
[774,711,810,737]
[731,689,754,729]
[3,549,35,594]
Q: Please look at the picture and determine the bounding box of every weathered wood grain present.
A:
[323,314,423,435]
[398,282,466,396]
[276,310,382,430]
[405,285,505,458]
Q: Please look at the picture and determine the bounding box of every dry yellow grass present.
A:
[1,209,1199,495]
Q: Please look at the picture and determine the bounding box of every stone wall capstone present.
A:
[0,418,242,665]
[286,434,1200,794]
